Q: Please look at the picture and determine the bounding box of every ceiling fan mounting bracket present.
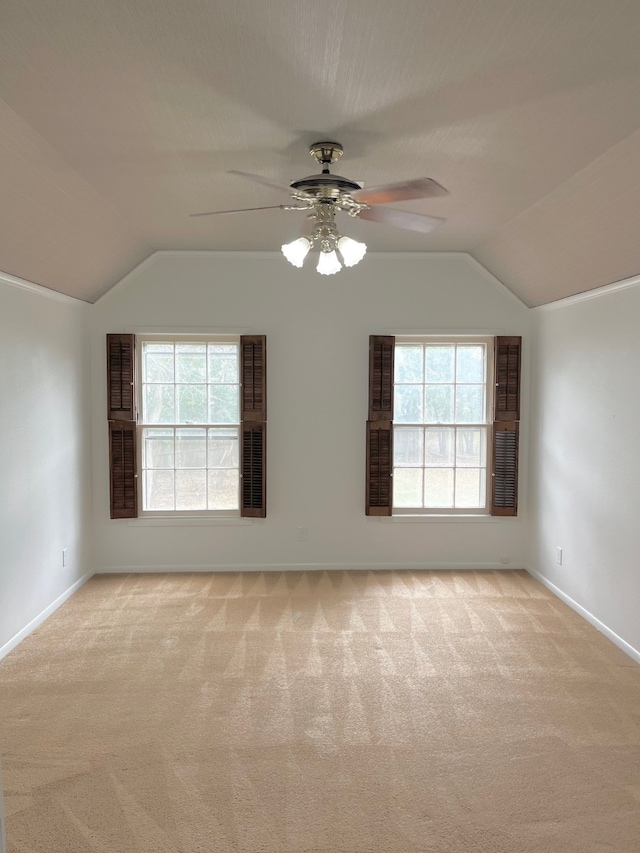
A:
[309,141,343,167]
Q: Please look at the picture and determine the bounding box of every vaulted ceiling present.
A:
[0,0,638,305]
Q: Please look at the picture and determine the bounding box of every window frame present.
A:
[392,335,494,516]
[135,333,242,518]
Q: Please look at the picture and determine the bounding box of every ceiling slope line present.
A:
[464,255,530,310]
[0,92,152,252]
[472,129,640,256]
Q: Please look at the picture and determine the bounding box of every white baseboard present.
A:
[0,572,93,662]
[526,566,640,665]
[95,561,523,574]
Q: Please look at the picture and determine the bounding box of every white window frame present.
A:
[136,334,241,517]
[392,335,494,516]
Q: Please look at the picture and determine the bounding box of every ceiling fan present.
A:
[191,141,449,274]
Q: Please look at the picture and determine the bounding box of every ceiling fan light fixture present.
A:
[317,249,342,275]
[281,236,312,267]
[337,235,367,267]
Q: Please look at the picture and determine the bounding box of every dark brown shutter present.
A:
[109,421,138,518]
[369,335,394,421]
[366,335,395,515]
[494,336,521,421]
[240,335,266,517]
[107,334,136,421]
[491,336,521,516]
[107,334,137,519]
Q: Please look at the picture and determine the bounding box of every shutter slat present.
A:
[366,420,393,516]
[109,421,137,519]
[240,335,266,517]
[369,335,395,421]
[492,422,519,516]
[107,334,136,421]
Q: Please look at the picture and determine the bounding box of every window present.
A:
[106,333,266,520]
[138,337,240,514]
[366,334,521,517]
[393,338,492,513]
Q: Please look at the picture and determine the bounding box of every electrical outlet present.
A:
[62,548,68,567]
[556,547,563,566]
[500,556,510,565]
[296,526,308,542]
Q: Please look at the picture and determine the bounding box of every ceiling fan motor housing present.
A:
[289,141,362,200]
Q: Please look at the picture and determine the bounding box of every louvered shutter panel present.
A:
[240,335,266,517]
[366,335,395,515]
[494,336,521,421]
[107,334,138,519]
[107,334,136,421]
[109,421,138,519]
[491,336,521,516]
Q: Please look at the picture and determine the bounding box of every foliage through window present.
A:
[138,337,240,513]
[393,338,492,513]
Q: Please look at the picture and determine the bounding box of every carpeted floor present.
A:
[1,569,639,852]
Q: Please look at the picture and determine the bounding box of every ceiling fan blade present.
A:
[351,177,448,205]
[358,206,445,234]
[228,169,294,195]
[190,205,284,217]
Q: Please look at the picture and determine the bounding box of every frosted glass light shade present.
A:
[337,235,367,267]
[317,250,342,275]
[281,237,311,267]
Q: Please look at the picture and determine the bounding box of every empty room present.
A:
[1,2,639,851]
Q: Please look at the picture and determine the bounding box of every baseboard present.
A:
[526,566,640,664]
[0,572,93,662]
[95,561,523,574]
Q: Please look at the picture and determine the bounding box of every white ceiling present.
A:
[0,0,638,305]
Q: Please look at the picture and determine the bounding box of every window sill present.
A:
[127,517,253,527]
[378,514,500,523]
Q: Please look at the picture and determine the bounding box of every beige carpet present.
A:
[1,570,639,853]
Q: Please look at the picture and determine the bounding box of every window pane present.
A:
[208,428,239,467]
[424,468,454,507]
[143,346,174,383]
[456,428,486,467]
[176,384,207,423]
[145,469,174,510]
[394,428,424,466]
[395,346,423,383]
[175,344,206,382]
[425,384,453,423]
[144,384,175,424]
[208,469,239,510]
[176,469,207,510]
[424,428,454,467]
[209,385,240,424]
[176,428,206,468]
[393,468,423,507]
[425,346,454,383]
[455,468,485,508]
[456,346,485,383]
[455,385,484,423]
[143,429,174,469]
[395,385,423,423]
[208,345,238,383]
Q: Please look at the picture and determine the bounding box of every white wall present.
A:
[91,252,531,573]
[0,277,92,655]
[529,279,640,657]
